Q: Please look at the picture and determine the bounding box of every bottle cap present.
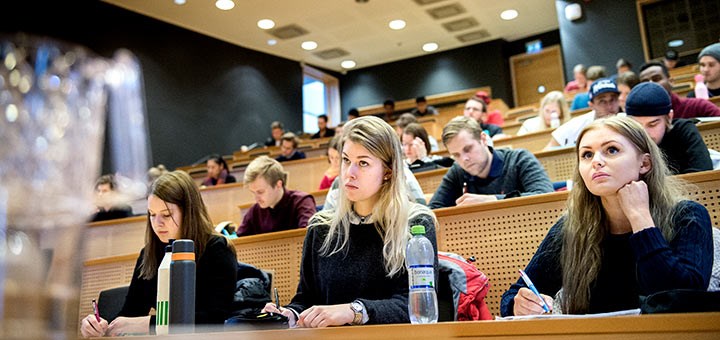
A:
[410,225,426,235]
[695,74,705,83]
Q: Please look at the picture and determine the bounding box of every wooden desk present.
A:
[699,120,720,151]
[84,216,146,260]
[200,183,253,224]
[110,312,720,340]
[493,129,551,153]
[282,156,330,194]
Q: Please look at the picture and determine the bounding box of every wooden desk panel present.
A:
[107,312,720,340]
[200,183,252,224]
[84,216,146,260]
[699,120,720,151]
[282,156,330,194]
[415,168,449,196]
[493,129,551,153]
[535,147,575,182]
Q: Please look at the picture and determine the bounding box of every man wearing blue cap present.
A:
[545,77,622,149]
[625,82,712,174]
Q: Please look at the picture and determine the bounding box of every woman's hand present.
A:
[262,302,298,328]
[617,180,654,233]
[80,314,108,338]
[513,287,554,316]
[413,137,428,160]
[297,304,354,328]
[106,316,150,337]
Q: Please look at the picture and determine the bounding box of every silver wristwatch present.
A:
[350,300,364,325]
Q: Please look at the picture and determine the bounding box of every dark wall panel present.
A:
[1,0,302,170]
[555,0,645,81]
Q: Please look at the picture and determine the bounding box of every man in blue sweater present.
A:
[429,116,553,209]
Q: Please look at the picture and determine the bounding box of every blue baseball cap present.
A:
[588,78,620,101]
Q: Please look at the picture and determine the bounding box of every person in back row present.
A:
[311,114,336,139]
[202,154,236,187]
[91,174,134,222]
[276,132,307,162]
[570,65,607,111]
[238,156,316,236]
[624,82,712,174]
[638,62,720,118]
[500,116,712,316]
[265,121,285,147]
[429,116,553,209]
[545,78,622,149]
[687,42,720,99]
[81,171,237,337]
[261,116,438,327]
[410,96,439,117]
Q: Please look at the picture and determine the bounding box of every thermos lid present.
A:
[172,239,194,253]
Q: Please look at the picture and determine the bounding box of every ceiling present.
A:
[103,0,560,72]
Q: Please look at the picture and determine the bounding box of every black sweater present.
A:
[118,235,237,327]
[287,212,438,324]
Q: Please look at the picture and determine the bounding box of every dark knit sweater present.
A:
[118,235,237,326]
[286,212,438,324]
[429,148,554,209]
[659,119,712,174]
[500,200,712,316]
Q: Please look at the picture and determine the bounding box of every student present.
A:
[625,82,712,174]
[474,91,505,126]
[617,71,640,111]
[545,78,621,149]
[564,64,588,94]
[262,116,438,327]
[638,62,720,118]
[569,65,607,111]
[238,156,316,236]
[276,132,307,162]
[463,96,507,139]
[91,174,134,222]
[395,113,439,151]
[81,171,238,337]
[517,91,570,135]
[319,135,341,190]
[402,123,450,172]
[311,114,336,139]
[347,108,360,121]
[429,116,553,209]
[201,154,236,187]
[410,96,438,117]
[687,42,720,98]
[500,116,712,316]
[383,99,397,121]
[264,121,285,147]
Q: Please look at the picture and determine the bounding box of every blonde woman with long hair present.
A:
[500,116,712,316]
[263,116,438,327]
[517,91,570,135]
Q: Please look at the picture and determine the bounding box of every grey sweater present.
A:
[429,148,553,209]
[286,212,438,324]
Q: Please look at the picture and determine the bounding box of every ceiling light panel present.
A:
[456,29,490,43]
[268,24,309,40]
[314,48,350,60]
[442,17,478,32]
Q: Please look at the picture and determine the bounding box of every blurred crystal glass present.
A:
[0,33,149,339]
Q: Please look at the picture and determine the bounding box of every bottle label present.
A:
[409,265,434,289]
[156,300,169,326]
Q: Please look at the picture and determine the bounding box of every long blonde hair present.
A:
[314,116,432,276]
[561,116,684,313]
[539,91,570,127]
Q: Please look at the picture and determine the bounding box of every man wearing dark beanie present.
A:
[687,42,720,98]
[625,82,713,174]
[639,61,720,118]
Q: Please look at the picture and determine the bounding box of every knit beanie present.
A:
[698,42,720,62]
[624,82,672,116]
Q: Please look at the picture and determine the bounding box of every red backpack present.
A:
[438,251,492,321]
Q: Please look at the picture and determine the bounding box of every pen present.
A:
[463,182,468,194]
[518,269,551,313]
[274,287,280,309]
[92,299,101,322]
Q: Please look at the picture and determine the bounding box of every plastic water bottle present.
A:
[155,242,173,335]
[169,239,196,334]
[406,225,438,324]
[694,74,709,99]
[550,110,560,128]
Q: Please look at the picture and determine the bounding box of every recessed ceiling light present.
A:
[301,41,318,50]
[257,19,275,30]
[422,42,439,52]
[174,0,186,5]
[668,39,684,47]
[341,60,356,69]
[215,0,235,10]
[267,39,277,46]
[389,19,406,30]
[500,9,518,20]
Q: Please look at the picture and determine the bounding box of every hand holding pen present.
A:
[80,300,108,338]
[513,269,553,315]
